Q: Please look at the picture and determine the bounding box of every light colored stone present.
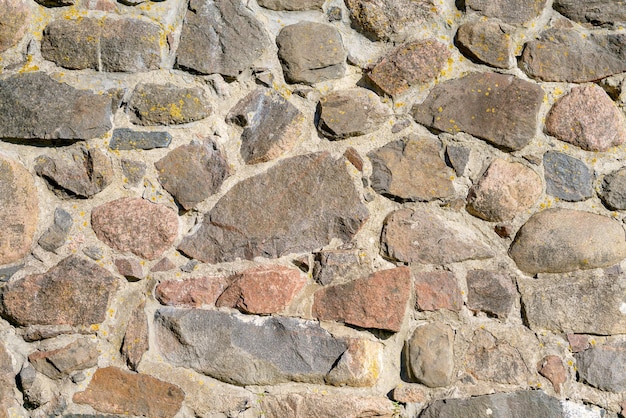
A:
[326,339,383,387]
[407,322,455,387]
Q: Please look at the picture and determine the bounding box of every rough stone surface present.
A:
[390,384,427,404]
[455,20,513,69]
[368,39,449,96]
[227,88,304,163]
[73,366,184,418]
[176,0,269,77]
[128,83,211,126]
[381,207,494,265]
[0,0,29,53]
[463,0,547,24]
[538,355,566,394]
[109,129,172,150]
[312,249,371,286]
[325,339,382,387]
[313,267,411,332]
[414,271,463,312]
[466,270,517,319]
[0,342,17,414]
[178,152,368,263]
[545,84,626,152]
[277,22,346,84]
[91,197,178,260]
[369,136,455,202]
[257,0,324,10]
[445,144,471,176]
[155,140,229,210]
[509,209,626,274]
[600,167,626,210]
[121,159,146,186]
[259,393,395,418]
[0,256,118,327]
[553,0,626,27]
[412,72,544,151]
[575,342,626,392]
[0,73,112,142]
[114,258,144,281]
[406,322,455,387]
[465,329,529,385]
[121,301,148,371]
[155,276,229,307]
[29,338,98,380]
[38,208,72,253]
[543,151,593,201]
[155,308,347,385]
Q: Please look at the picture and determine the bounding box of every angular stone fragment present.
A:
[216,265,306,314]
[412,73,544,151]
[258,0,324,10]
[553,0,626,27]
[463,0,547,24]
[568,334,591,353]
[313,267,411,332]
[41,18,100,71]
[38,208,72,252]
[465,329,529,385]
[176,0,269,77]
[73,367,184,418]
[414,271,462,312]
[259,393,395,418]
[325,339,382,387]
[546,84,626,151]
[35,146,113,198]
[391,384,427,404]
[312,249,371,286]
[369,136,455,202]
[538,355,566,394]
[575,342,626,392]
[600,167,626,210]
[155,308,347,385]
[277,22,346,84]
[0,0,30,53]
[0,73,112,142]
[445,144,471,176]
[110,129,172,150]
[317,88,389,139]
[520,29,626,82]
[368,39,450,96]
[227,88,304,163]
[466,270,517,318]
[128,83,210,126]
[543,151,592,202]
[343,147,363,171]
[155,276,228,307]
[29,338,98,380]
[114,258,144,281]
[121,159,146,186]
[0,155,38,265]
[455,21,513,69]
[155,140,229,210]
[121,301,148,370]
[179,152,368,263]
[0,256,118,327]
[381,207,494,265]
[406,323,454,387]
[0,342,17,414]
[91,198,178,260]
[509,209,626,274]
[0,264,23,282]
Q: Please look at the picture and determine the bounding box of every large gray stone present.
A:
[462,0,548,24]
[600,167,626,210]
[406,323,455,387]
[543,151,593,202]
[0,73,112,142]
[412,72,544,151]
[155,308,347,385]
[575,342,626,392]
[553,0,626,27]
[178,152,368,263]
[176,0,270,77]
[109,129,172,151]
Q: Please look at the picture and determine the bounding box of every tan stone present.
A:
[0,0,29,53]
[326,339,382,387]
[259,393,396,418]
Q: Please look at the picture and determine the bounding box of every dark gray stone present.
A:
[0,264,23,282]
[575,342,626,392]
[0,73,112,142]
[34,0,74,6]
[543,151,593,202]
[41,18,99,70]
[38,208,73,252]
[462,0,548,24]
[155,308,347,386]
[121,160,146,187]
[178,152,369,263]
[466,270,517,319]
[455,20,513,69]
[553,0,626,27]
[445,144,471,176]
[406,323,454,388]
[110,129,172,150]
[600,167,626,210]
[176,0,270,77]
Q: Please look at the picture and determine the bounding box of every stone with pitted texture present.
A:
[0,0,30,53]
[128,83,211,126]
[462,0,548,24]
[553,0,626,27]
[407,323,455,387]
[455,20,513,69]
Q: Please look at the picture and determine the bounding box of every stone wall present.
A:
[1,0,626,416]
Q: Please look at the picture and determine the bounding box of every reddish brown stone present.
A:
[73,366,184,418]
[0,0,29,53]
[413,271,462,312]
[91,197,178,260]
[115,258,144,281]
[391,384,427,404]
[121,301,148,371]
[344,147,364,171]
[29,338,98,380]
[313,267,411,332]
[150,257,176,273]
[155,276,228,307]
[537,355,566,394]
[567,334,591,353]
[466,270,517,319]
[216,265,307,314]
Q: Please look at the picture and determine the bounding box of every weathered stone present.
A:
[179,152,368,263]
[16,364,55,411]
[114,258,144,281]
[463,0,548,24]
[110,129,172,150]
[553,0,626,27]
[312,249,371,286]
[313,267,411,332]
[568,334,591,353]
[0,155,38,265]
[412,72,544,151]
[538,355,566,394]
[35,146,113,198]
[0,0,30,53]
[317,88,390,139]
[216,265,306,314]
[465,329,529,385]
[227,88,304,163]
[155,276,228,307]
[509,209,626,274]
[121,301,148,371]
[406,323,455,387]
[575,342,626,392]
[420,390,563,418]
[326,339,382,387]
[259,393,395,418]
[82,246,104,261]
[150,257,176,273]
[466,270,517,319]
[41,18,100,71]
[258,0,324,10]
[344,147,364,171]
[38,208,72,252]
[520,29,626,82]
[545,84,626,151]
[176,0,270,77]
[600,167,626,210]
[0,264,23,282]
[455,20,513,69]
[543,151,593,202]
[0,342,17,414]
[73,367,184,418]
[414,271,463,312]
[445,144,471,177]
[128,83,211,126]
[277,22,346,84]
[155,308,347,385]
[368,39,450,96]
[155,140,229,210]
[381,207,494,265]
[0,256,118,327]
[390,384,427,404]
[121,159,146,187]
[29,338,98,380]
[369,136,455,202]
[519,271,626,334]
[91,197,178,260]
[0,73,112,142]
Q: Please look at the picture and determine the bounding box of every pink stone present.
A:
[155,276,228,308]
[414,271,462,312]
[537,355,566,394]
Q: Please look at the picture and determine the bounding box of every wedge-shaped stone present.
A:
[155,308,347,385]
[412,72,543,151]
[178,152,368,263]
[29,338,98,380]
[509,209,626,274]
